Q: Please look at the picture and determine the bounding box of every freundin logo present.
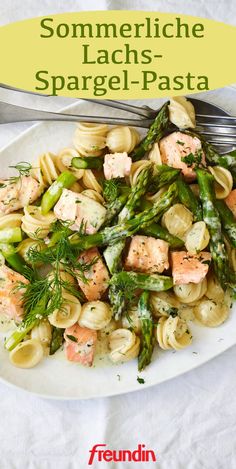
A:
[88,444,157,465]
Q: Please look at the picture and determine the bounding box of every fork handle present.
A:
[82,99,157,119]
[0,101,153,128]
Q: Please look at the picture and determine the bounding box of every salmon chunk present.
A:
[0,176,41,215]
[171,251,211,285]
[225,189,236,218]
[0,265,28,321]
[125,236,169,274]
[54,189,107,234]
[159,131,205,181]
[64,324,97,366]
[77,247,110,301]
[103,152,132,180]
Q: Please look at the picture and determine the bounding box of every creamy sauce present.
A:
[0,313,15,332]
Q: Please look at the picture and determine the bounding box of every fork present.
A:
[0,83,236,153]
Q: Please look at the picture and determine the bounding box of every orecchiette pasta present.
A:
[150,291,179,317]
[31,320,52,353]
[82,169,103,193]
[0,213,22,229]
[74,123,108,156]
[48,293,81,328]
[81,189,105,204]
[185,221,210,253]
[108,328,140,363]
[106,126,140,154]
[129,160,152,186]
[194,291,231,327]
[168,96,196,129]
[209,166,233,199]
[55,147,84,180]
[21,206,56,239]
[205,275,224,303]
[173,279,207,304]
[121,307,142,334]
[162,203,193,239]
[156,316,192,350]
[9,339,44,368]
[148,142,162,164]
[31,152,59,187]
[79,301,112,330]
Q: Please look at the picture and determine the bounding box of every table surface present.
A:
[1,1,236,468]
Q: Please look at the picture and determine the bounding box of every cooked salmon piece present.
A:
[159,131,205,181]
[77,247,110,301]
[0,265,28,321]
[54,189,107,234]
[103,152,132,180]
[124,236,169,274]
[225,189,236,218]
[64,324,97,366]
[0,176,41,215]
[171,251,211,285]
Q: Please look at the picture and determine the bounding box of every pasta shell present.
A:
[82,170,103,193]
[109,328,140,363]
[121,307,142,334]
[106,126,140,153]
[209,166,233,199]
[0,213,22,229]
[79,301,112,330]
[205,275,224,303]
[17,238,44,265]
[156,316,192,350]
[31,320,52,353]
[194,290,231,327]
[168,96,195,129]
[173,279,207,304]
[21,206,56,239]
[9,339,44,368]
[55,147,84,180]
[129,161,152,186]
[81,189,105,204]
[185,221,210,254]
[162,203,193,238]
[148,142,162,164]
[74,123,108,156]
[48,293,81,328]
[32,152,59,187]
[151,291,179,317]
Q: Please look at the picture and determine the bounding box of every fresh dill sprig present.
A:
[17,221,97,327]
[103,178,125,203]
[8,161,33,183]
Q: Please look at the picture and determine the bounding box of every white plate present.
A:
[0,88,236,400]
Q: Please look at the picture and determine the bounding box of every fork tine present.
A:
[195,128,236,137]
[196,113,236,122]
[196,122,236,129]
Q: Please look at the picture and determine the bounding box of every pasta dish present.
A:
[0,96,235,372]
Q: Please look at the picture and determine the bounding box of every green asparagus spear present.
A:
[49,326,64,355]
[101,188,130,227]
[0,244,27,274]
[196,169,228,287]
[71,156,104,170]
[200,138,236,168]
[215,199,236,248]
[0,227,22,244]
[138,291,155,371]
[69,182,178,251]
[4,321,38,351]
[103,164,153,273]
[130,102,169,161]
[109,271,173,320]
[41,171,77,215]
[149,165,180,193]
[140,222,184,248]
[177,177,202,221]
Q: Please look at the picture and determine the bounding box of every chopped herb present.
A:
[137,376,145,384]
[181,150,204,168]
[176,140,185,146]
[117,374,121,381]
[66,335,78,343]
